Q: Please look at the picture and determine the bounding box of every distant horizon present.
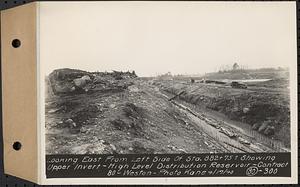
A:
[46,65,289,78]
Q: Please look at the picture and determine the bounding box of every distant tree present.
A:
[233,63,239,71]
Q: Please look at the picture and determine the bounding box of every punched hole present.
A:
[13,141,22,151]
[12,39,21,48]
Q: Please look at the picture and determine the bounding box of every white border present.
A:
[37,1,298,185]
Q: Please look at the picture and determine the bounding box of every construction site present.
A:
[45,68,290,154]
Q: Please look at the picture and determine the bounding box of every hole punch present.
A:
[13,141,22,151]
[12,39,21,48]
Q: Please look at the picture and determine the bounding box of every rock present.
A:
[80,127,87,133]
[74,75,91,88]
[264,126,275,136]
[81,75,91,81]
[48,108,61,114]
[57,121,64,125]
[128,85,139,92]
[232,107,239,112]
[238,137,251,145]
[243,107,250,113]
[71,122,77,127]
[63,119,77,128]
[65,118,74,124]
[177,148,187,153]
[219,127,237,138]
[110,144,117,151]
[258,121,270,133]
[252,123,261,130]
[74,78,87,88]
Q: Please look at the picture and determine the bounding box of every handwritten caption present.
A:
[46,153,290,178]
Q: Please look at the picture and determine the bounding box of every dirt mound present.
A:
[161,81,290,147]
[47,69,92,95]
[46,69,137,96]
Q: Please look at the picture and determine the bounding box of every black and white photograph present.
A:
[43,2,296,156]
[0,1,297,185]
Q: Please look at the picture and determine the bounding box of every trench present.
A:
[159,91,283,153]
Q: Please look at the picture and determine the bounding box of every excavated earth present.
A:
[45,70,289,154]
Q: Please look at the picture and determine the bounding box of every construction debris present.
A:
[47,68,137,95]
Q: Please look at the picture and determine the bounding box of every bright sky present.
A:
[40,2,296,77]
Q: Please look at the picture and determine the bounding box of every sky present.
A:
[40,2,296,77]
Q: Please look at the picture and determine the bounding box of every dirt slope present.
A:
[45,70,288,154]
[157,79,290,148]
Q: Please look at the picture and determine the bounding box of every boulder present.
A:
[74,77,87,88]
[81,75,91,81]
